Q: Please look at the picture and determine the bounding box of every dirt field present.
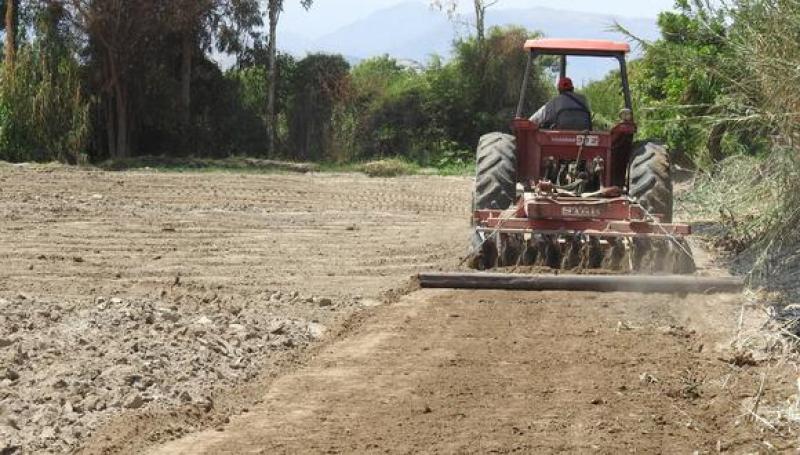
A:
[0,165,469,300]
[0,165,469,453]
[0,164,797,454]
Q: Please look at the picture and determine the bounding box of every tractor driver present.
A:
[530,77,592,131]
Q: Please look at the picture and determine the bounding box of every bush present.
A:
[332,27,552,169]
[343,56,433,163]
[0,45,90,163]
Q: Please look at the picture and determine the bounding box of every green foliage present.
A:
[0,8,547,171]
[725,0,800,139]
[0,2,90,163]
[618,0,771,167]
[708,0,800,284]
[347,56,433,162]
[228,52,296,119]
[0,93,13,160]
[656,0,800,288]
[618,2,731,165]
[328,26,551,168]
[0,43,90,163]
[434,139,472,168]
[98,155,320,173]
[221,53,297,156]
[427,26,550,149]
[583,72,626,131]
[228,66,268,118]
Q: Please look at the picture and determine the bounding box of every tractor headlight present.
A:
[619,109,634,122]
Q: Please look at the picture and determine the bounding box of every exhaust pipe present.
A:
[418,272,744,294]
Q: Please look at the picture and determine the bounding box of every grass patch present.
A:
[100,156,318,174]
[7,155,474,178]
[680,152,792,249]
[353,158,473,177]
[357,158,420,178]
[437,162,475,176]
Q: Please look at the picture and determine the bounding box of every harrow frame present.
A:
[474,195,692,239]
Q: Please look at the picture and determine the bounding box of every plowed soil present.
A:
[0,164,796,454]
[0,166,470,453]
[0,167,469,300]
[153,290,796,454]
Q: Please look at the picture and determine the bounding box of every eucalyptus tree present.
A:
[265,0,312,156]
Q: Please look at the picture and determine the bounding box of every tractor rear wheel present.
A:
[629,141,673,222]
[474,133,517,211]
[469,133,517,270]
[629,142,696,274]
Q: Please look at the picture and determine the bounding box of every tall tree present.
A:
[65,0,260,159]
[431,0,498,46]
[288,53,349,161]
[3,0,18,70]
[431,0,498,93]
[170,0,211,130]
[431,0,499,112]
[67,0,159,159]
[266,0,312,157]
[168,0,260,133]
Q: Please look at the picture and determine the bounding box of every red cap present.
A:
[557,77,574,92]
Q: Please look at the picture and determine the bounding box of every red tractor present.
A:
[468,39,696,274]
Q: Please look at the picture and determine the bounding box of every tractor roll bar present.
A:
[515,51,633,119]
[515,53,534,119]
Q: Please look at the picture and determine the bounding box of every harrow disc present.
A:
[468,232,696,275]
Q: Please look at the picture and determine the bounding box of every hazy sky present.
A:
[282,0,676,39]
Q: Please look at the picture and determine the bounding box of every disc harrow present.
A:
[469,232,697,275]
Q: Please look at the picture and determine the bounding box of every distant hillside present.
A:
[280,2,660,82]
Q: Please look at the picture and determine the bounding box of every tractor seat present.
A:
[554,107,592,131]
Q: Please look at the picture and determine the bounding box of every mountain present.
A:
[279,2,661,82]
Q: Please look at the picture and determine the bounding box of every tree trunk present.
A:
[474,0,490,103]
[106,95,116,158]
[103,57,117,158]
[107,51,129,159]
[4,0,17,71]
[266,0,281,158]
[474,0,484,45]
[115,82,129,159]
[180,30,193,132]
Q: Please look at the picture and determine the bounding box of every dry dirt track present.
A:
[152,287,796,454]
[0,165,796,453]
